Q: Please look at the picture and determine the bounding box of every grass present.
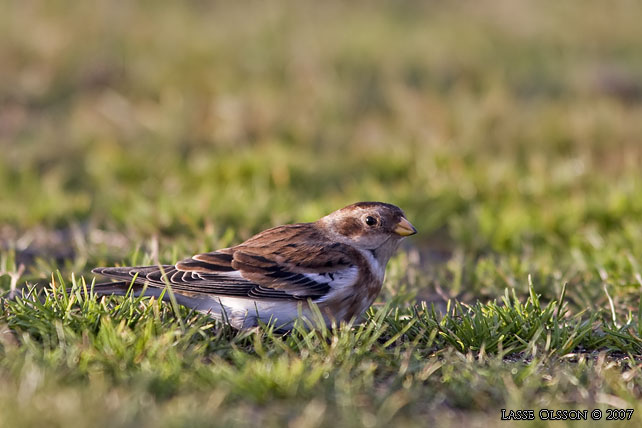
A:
[2,0,642,426]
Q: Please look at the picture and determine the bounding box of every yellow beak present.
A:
[393,217,417,236]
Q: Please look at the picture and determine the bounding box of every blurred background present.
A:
[1,0,642,303]
[3,3,642,425]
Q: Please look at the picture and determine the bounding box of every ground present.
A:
[1,1,642,427]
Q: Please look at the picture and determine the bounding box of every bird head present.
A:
[319,202,416,256]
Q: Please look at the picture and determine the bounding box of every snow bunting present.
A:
[92,202,416,329]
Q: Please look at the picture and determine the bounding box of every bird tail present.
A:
[84,280,175,303]
[90,280,140,296]
[86,279,237,326]
[60,280,138,298]
[89,266,160,297]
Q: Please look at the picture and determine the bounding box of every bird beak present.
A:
[394,217,417,236]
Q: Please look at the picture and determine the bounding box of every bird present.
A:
[91,202,416,329]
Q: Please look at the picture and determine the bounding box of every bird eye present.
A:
[365,216,377,226]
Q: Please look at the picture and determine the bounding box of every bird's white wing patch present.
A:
[310,266,359,303]
[202,270,244,279]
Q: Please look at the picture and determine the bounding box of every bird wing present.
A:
[93,224,360,301]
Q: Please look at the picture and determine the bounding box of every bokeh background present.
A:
[2,0,642,298]
[2,1,642,425]
[1,3,641,224]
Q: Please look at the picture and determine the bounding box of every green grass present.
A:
[2,0,642,426]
